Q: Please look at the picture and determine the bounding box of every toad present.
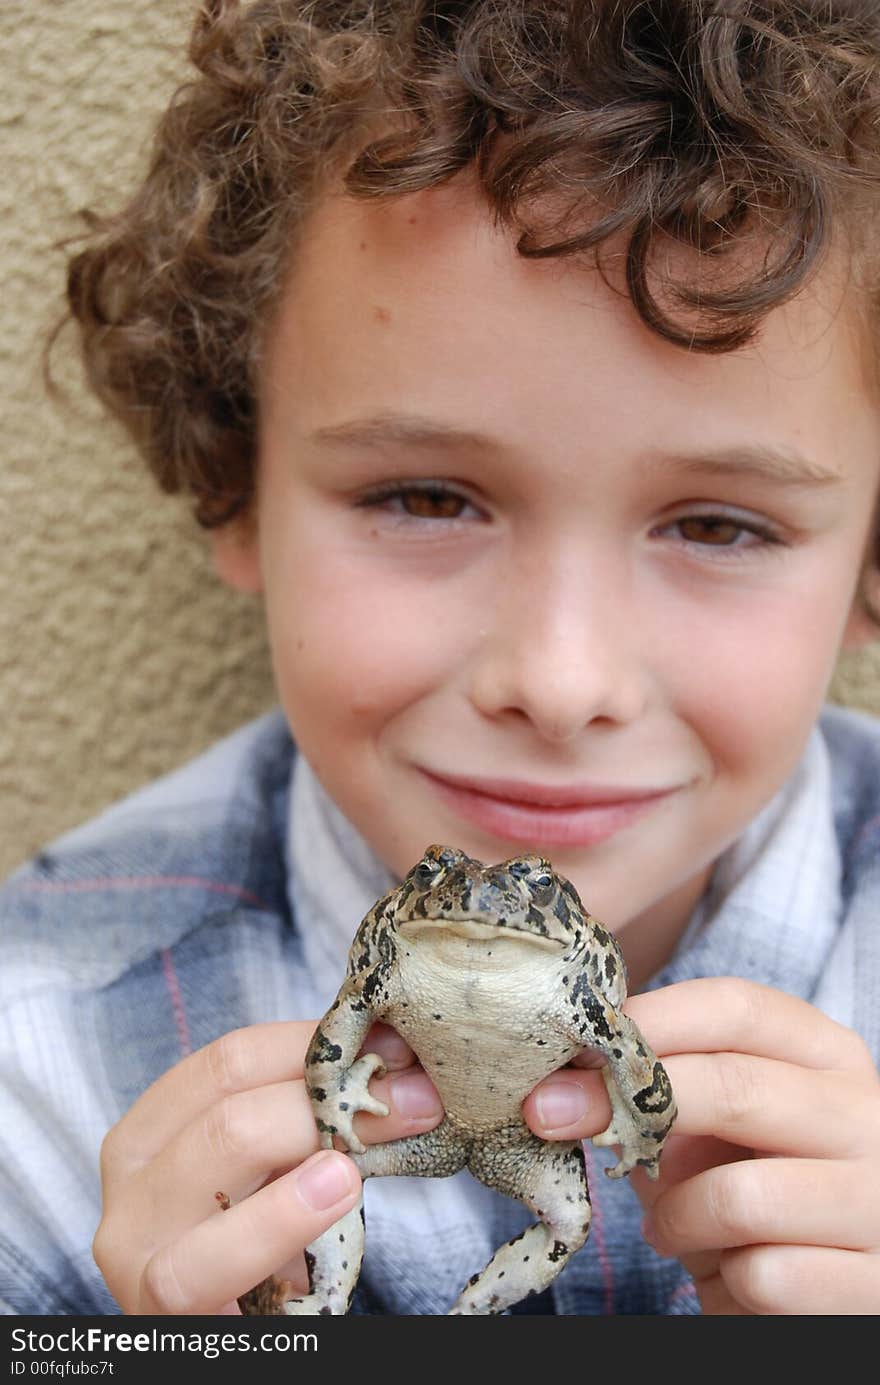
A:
[240,845,676,1314]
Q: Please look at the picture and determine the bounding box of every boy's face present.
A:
[215,181,879,978]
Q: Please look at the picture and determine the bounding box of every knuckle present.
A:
[712,1052,761,1130]
[716,976,766,1041]
[704,1162,759,1242]
[838,1027,876,1075]
[98,1129,117,1181]
[205,1027,254,1096]
[140,1247,194,1316]
[91,1218,115,1277]
[98,1125,131,1183]
[720,1244,797,1315]
[91,1220,130,1311]
[202,1090,258,1162]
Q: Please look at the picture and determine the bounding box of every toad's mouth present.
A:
[399,918,563,950]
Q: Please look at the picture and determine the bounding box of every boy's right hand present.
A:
[92,1021,442,1314]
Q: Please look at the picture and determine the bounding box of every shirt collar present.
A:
[287,755,396,1013]
[655,726,843,1007]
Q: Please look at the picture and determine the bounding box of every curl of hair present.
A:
[62,0,880,543]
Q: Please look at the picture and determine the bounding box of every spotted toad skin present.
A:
[239,845,676,1315]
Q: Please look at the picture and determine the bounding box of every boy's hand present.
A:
[523,978,880,1315]
[93,1021,442,1314]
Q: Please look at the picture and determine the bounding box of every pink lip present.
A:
[419,770,679,848]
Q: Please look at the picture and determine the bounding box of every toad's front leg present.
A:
[240,983,388,1316]
[561,973,676,1180]
[306,987,390,1155]
[587,1010,676,1180]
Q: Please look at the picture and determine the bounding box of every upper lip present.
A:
[420,768,678,809]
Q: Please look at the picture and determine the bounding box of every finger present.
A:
[349,1066,442,1144]
[525,979,875,1144]
[660,1053,879,1158]
[526,1051,874,1159]
[629,1136,745,1286]
[271,1252,311,1297]
[528,1048,878,1168]
[625,979,874,1075]
[107,1023,319,1169]
[138,1151,360,1314]
[128,1066,442,1232]
[186,1257,312,1316]
[522,1068,610,1138]
[630,1134,747,1210]
[361,1022,418,1070]
[719,1243,880,1316]
[694,1272,753,1315]
[107,1020,424,1177]
[644,1157,880,1258]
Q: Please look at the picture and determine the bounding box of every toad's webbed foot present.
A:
[310,1051,389,1156]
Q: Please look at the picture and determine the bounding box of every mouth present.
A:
[400,918,562,950]
[418,769,680,848]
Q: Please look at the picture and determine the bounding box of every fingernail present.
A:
[534,1079,589,1133]
[389,1068,443,1119]
[296,1152,357,1210]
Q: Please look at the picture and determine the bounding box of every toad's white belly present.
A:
[385,932,580,1130]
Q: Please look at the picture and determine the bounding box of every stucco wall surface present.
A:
[1,1,275,879]
[2,0,879,880]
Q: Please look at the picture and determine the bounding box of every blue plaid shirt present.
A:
[1,704,878,1315]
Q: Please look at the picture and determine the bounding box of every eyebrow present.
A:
[309,413,845,487]
[653,445,845,488]
[309,413,500,455]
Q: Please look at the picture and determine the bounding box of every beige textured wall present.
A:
[2,0,879,880]
[1,1,275,879]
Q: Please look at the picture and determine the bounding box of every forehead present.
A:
[261,180,880,487]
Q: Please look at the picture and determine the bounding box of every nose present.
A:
[467,543,651,743]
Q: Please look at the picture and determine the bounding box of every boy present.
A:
[3,0,880,1315]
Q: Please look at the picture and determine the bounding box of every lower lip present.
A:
[421,774,677,849]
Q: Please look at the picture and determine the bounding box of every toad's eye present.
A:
[527,871,555,902]
[414,858,443,886]
[530,873,554,890]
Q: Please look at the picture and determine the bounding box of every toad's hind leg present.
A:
[273,1120,470,1315]
[264,1201,365,1316]
[449,1132,590,1315]
[350,1116,470,1180]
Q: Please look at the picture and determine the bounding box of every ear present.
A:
[841,570,880,650]
[208,514,263,594]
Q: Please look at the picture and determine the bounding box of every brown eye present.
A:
[677,516,743,546]
[400,487,466,519]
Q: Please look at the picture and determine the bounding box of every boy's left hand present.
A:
[522,978,880,1314]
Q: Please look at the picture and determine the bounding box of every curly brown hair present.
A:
[64,0,880,552]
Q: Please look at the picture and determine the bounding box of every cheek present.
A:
[664,578,848,782]
[262,545,465,742]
